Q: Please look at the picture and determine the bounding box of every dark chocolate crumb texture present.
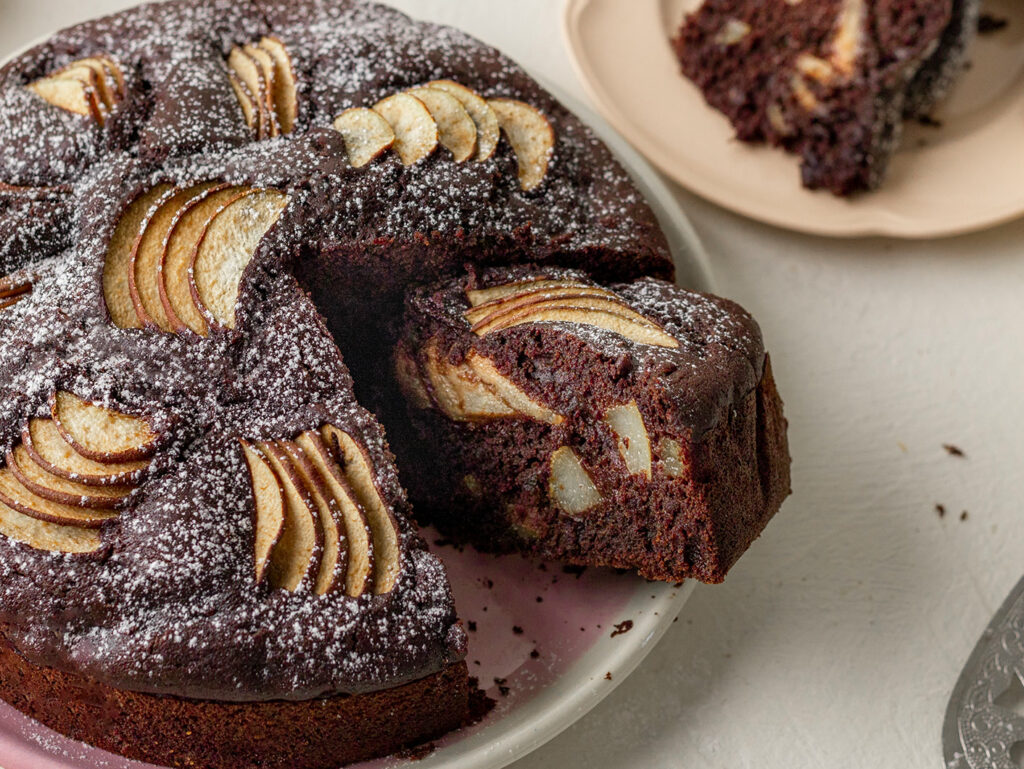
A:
[395,267,790,583]
[673,0,980,195]
[0,0,783,765]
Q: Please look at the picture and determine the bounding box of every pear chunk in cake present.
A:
[393,266,790,584]
[239,425,401,597]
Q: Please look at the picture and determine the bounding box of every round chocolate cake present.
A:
[0,1,789,767]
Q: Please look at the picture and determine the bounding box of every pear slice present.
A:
[332,107,395,168]
[58,65,107,124]
[258,441,322,593]
[488,98,555,191]
[76,57,119,110]
[159,185,244,336]
[22,418,148,487]
[372,92,438,166]
[0,500,102,554]
[243,44,280,138]
[51,391,157,463]
[227,47,270,139]
[281,440,347,596]
[464,352,563,425]
[322,425,401,595]
[240,441,284,584]
[190,189,288,330]
[406,87,477,163]
[465,286,616,327]
[426,80,499,161]
[466,278,585,307]
[548,447,601,517]
[7,445,131,509]
[258,37,297,134]
[129,184,215,332]
[296,431,374,598]
[228,72,258,135]
[103,184,175,329]
[0,467,117,527]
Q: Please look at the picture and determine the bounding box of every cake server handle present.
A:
[943,575,1024,769]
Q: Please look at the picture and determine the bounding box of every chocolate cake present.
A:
[394,267,789,583]
[673,0,980,195]
[0,0,787,766]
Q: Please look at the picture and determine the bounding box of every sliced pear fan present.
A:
[0,501,102,554]
[27,56,125,123]
[240,441,284,584]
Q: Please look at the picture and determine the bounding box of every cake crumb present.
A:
[493,677,510,697]
[943,444,966,457]
[960,510,969,521]
[917,115,943,128]
[978,13,1009,34]
[512,625,523,635]
[529,649,540,659]
[467,621,477,632]
[395,742,436,761]
[610,620,634,638]
[562,565,587,578]
[604,672,612,681]
[935,504,946,518]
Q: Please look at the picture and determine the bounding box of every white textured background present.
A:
[3,2,1023,768]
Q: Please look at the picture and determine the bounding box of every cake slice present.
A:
[673,0,979,194]
[394,267,790,583]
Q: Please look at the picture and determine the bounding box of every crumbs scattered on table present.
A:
[611,620,634,638]
[935,504,946,518]
[943,444,966,457]
[918,115,943,128]
[562,564,587,578]
[978,13,1009,34]
[530,649,540,659]
[673,582,684,588]
[512,625,524,635]
[473,660,480,666]
[960,510,969,522]
[604,672,612,681]
[433,537,463,551]
[535,596,543,603]
[493,677,510,697]
[467,620,477,632]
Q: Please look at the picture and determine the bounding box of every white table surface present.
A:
[3,2,1022,768]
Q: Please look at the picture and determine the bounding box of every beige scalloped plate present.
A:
[563,0,1024,238]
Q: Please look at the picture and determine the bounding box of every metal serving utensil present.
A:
[943,576,1024,769]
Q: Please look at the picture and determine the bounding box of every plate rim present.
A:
[562,0,1024,240]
